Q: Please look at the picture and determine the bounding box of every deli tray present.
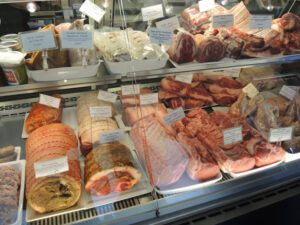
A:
[0,160,26,225]
[0,146,21,164]
[285,152,300,162]
[169,57,235,69]
[26,61,101,82]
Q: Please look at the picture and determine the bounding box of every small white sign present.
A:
[140,93,159,105]
[223,126,243,145]
[198,0,215,12]
[149,28,173,45]
[89,106,112,118]
[163,107,185,126]
[97,90,118,103]
[142,4,164,21]
[156,16,180,31]
[279,85,299,101]
[79,0,105,23]
[223,68,241,77]
[34,156,69,178]
[242,83,259,99]
[61,31,93,49]
[175,74,193,84]
[122,84,140,96]
[100,129,124,144]
[212,14,234,29]
[20,31,56,53]
[39,94,61,109]
[250,15,273,30]
[269,127,293,142]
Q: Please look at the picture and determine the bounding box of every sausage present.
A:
[0,146,15,158]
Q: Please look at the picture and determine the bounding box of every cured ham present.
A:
[169,98,206,109]
[130,114,188,187]
[85,143,141,196]
[26,123,81,214]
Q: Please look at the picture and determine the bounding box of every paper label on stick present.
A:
[156,16,180,31]
[269,127,293,142]
[163,107,185,126]
[34,156,69,178]
[20,31,56,52]
[279,85,299,100]
[61,31,93,49]
[250,15,273,30]
[198,0,215,12]
[100,129,124,143]
[142,4,164,21]
[212,14,234,29]
[39,94,61,109]
[121,84,140,96]
[79,0,105,23]
[149,28,173,45]
[97,90,118,103]
[140,93,159,105]
[223,126,243,145]
[175,74,193,84]
[89,106,112,118]
[242,83,259,99]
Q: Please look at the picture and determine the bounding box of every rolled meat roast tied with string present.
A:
[26,123,81,214]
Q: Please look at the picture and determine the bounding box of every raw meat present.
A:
[218,29,245,59]
[169,98,206,109]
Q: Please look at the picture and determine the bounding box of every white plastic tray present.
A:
[0,160,26,225]
[284,152,300,162]
[169,57,235,69]
[104,54,169,75]
[26,61,101,82]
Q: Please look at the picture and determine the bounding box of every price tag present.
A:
[39,94,61,109]
[212,14,234,29]
[122,84,140,96]
[279,85,299,100]
[140,93,159,105]
[141,4,164,21]
[175,74,193,84]
[149,28,173,45]
[79,0,105,23]
[198,0,215,12]
[156,16,180,31]
[223,68,241,77]
[34,156,69,178]
[163,107,185,126]
[242,83,259,99]
[20,31,56,53]
[250,15,273,30]
[100,129,124,144]
[61,31,93,49]
[269,127,293,142]
[89,106,112,118]
[223,126,243,145]
[97,90,118,103]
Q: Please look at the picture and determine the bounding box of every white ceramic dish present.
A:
[26,61,101,82]
[0,160,26,225]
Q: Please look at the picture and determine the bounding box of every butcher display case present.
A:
[1,1,300,225]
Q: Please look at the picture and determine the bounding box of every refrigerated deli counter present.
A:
[1,1,300,225]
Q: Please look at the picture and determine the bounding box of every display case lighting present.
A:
[26,2,38,13]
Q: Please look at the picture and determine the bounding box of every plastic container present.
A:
[0,51,28,85]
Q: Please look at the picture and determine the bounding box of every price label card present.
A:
[79,0,105,23]
[156,16,180,31]
[20,31,56,53]
[198,0,215,12]
[175,74,193,84]
[61,31,93,49]
[97,90,118,103]
[89,106,112,118]
[149,28,173,45]
[279,85,299,100]
[140,93,159,105]
[100,129,124,144]
[250,15,273,30]
[142,4,164,21]
[269,127,293,142]
[34,156,69,178]
[242,83,259,99]
[39,94,61,109]
[122,84,140,96]
[164,107,185,126]
[212,14,234,29]
[223,126,243,145]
